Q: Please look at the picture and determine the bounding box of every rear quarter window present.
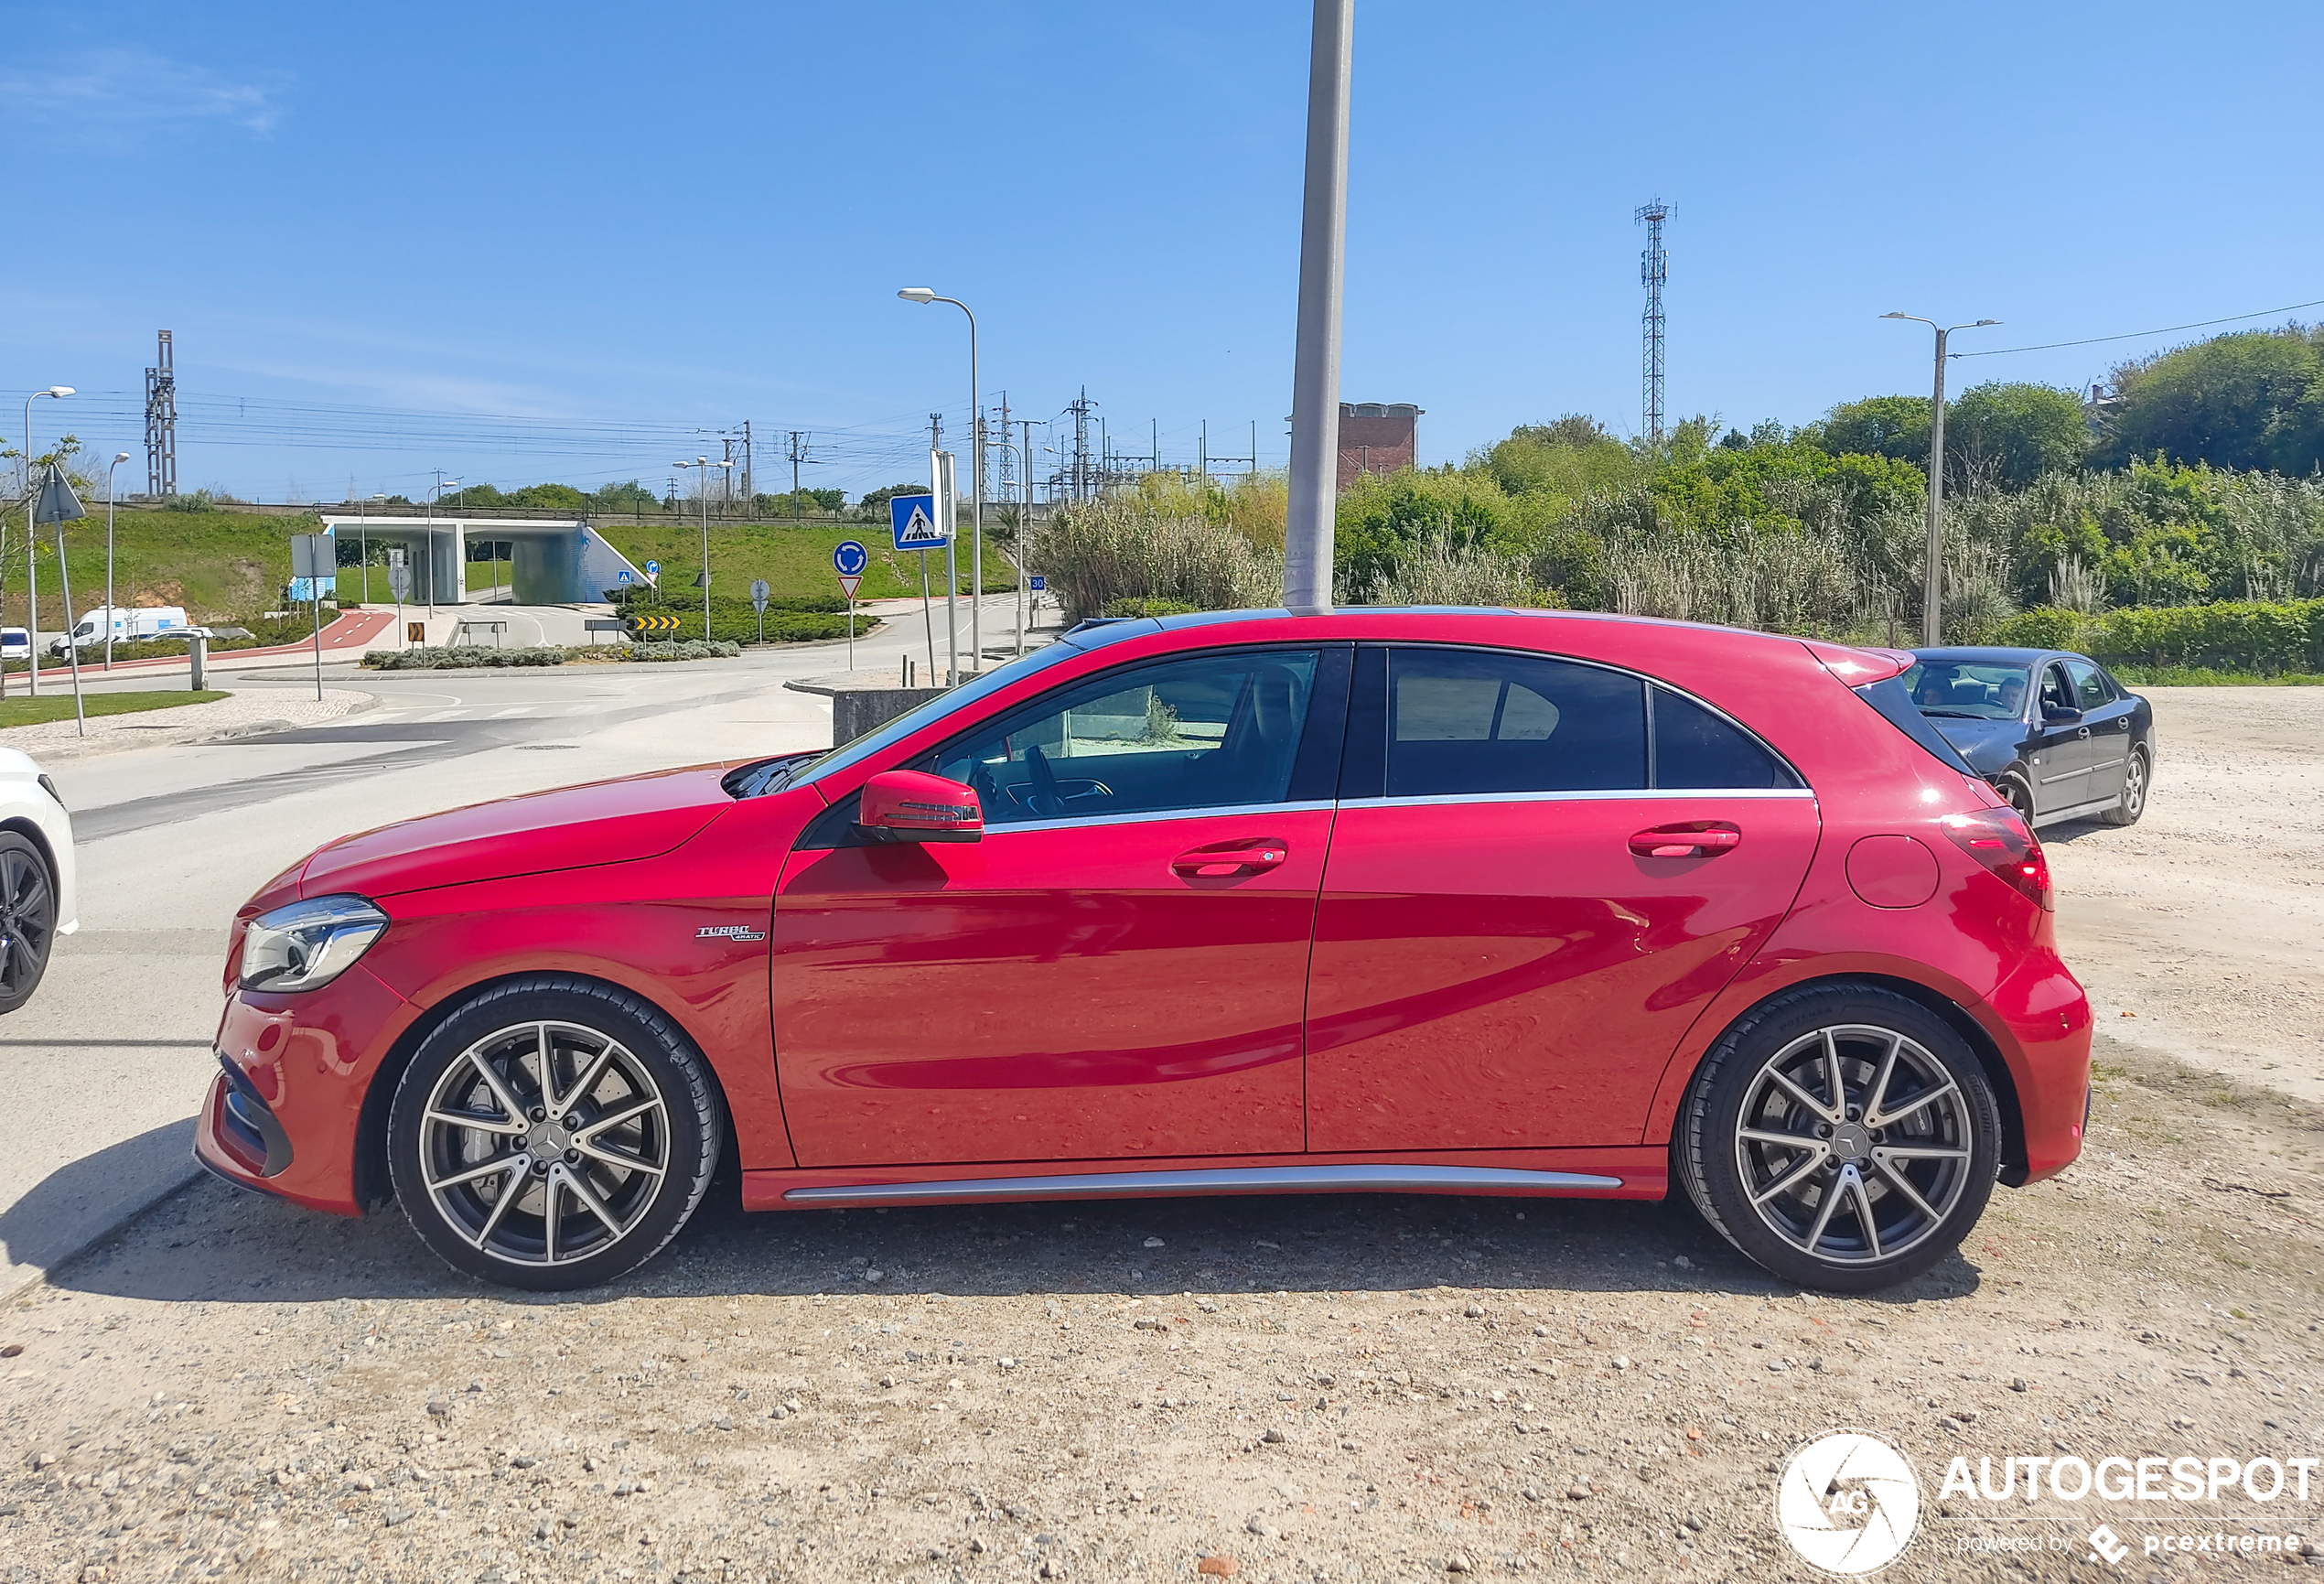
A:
[1851,675,1976,774]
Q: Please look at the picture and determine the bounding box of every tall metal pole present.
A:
[1283,0,1353,612]
[1925,327,1949,648]
[1018,418,1035,655]
[104,454,125,671]
[23,390,70,696]
[53,512,85,736]
[1882,315,1996,647]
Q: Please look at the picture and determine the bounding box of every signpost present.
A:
[32,465,88,735]
[291,533,334,701]
[644,559,661,585]
[749,577,770,645]
[888,495,944,684]
[387,548,411,647]
[834,540,867,670]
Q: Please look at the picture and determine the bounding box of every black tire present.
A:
[1996,768,2037,826]
[1674,983,2002,1293]
[0,831,58,1016]
[2101,745,2149,827]
[387,975,723,1291]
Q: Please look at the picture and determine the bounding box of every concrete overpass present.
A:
[316,516,651,606]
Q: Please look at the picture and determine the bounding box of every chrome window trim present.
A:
[1339,787,1816,812]
[785,1162,1625,1205]
[986,798,1338,836]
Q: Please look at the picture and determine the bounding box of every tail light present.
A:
[1941,808,2053,911]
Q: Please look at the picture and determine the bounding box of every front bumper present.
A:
[193,964,419,1216]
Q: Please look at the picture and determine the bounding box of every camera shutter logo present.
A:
[1776,1431,1922,1575]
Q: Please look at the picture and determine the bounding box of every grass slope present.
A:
[0,509,1014,631]
[0,690,227,728]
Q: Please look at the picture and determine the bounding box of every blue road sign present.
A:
[645,559,661,582]
[833,540,868,576]
[1028,575,1047,592]
[889,494,946,552]
[618,569,633,585]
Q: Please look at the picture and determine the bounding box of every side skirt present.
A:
[743,1148,1664,1213]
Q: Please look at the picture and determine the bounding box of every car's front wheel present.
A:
[1676,984,2001,1292]
[1996,768,2037,826]
[388,975,723,1291]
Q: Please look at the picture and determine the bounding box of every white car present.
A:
[0,748,76,1013]
[0,629,27,663]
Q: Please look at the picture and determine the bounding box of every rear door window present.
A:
[2065,659,2111,711]
[1383,649,1647,796]
[1652,689,1799,789]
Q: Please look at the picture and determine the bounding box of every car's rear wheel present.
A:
[1676,984,2001,1292]
[2102,745,2149,826]
[388,976,723,1291]
[0,832,58,1016]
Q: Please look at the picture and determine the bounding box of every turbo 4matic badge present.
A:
[695,924,768,943]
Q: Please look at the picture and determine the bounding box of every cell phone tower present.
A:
[1636,202,1670,446]
[145,329,178,497]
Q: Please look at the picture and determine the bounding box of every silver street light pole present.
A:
[897,289,983,672]
[425,472,458,624]
[1283,0,1352,612]
[104,451,128,670]
[23,387,73,696]
[1883,314,1999,646]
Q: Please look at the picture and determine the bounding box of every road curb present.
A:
[1,1156,201,1308]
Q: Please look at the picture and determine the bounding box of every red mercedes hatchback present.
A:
[198,609,2091,1293]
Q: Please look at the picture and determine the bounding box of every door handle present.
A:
[1171,844,1287,878]
[1628,823,1742,859]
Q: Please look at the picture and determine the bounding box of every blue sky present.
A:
[5,1,2320,502]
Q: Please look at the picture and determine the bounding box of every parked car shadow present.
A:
[41,1165,1986,1310]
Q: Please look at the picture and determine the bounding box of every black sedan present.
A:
[1905,647,2155,829]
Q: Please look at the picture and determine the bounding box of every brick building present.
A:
[1337,403,1423,488]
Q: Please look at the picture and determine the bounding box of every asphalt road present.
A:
[0,594,1031,1298]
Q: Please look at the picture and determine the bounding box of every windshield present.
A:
[785,641,1085,792]
[1901,659,2031,722]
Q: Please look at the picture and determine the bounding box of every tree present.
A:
[855,481,933,523]
[1810,395,1931,464]
[588,480,660,514]
[1507,414,1614,449]
[1947,382,2091,489]
[2099,327,2324,474]
[502,482,587,512]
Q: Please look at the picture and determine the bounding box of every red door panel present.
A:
[1305,794,1820,1150]
[772,810,1331,1167]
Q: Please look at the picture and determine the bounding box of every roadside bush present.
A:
[1984,598,2324,673]
[1103,598,1200,618]
[625,640,743,662]
[1035,497,1282,619]
[363,645,570,670]
[1360,530,1551,609]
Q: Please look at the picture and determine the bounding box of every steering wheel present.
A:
[1024,744,1065,817]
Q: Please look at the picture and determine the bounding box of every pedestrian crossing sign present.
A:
[889,494,946,551]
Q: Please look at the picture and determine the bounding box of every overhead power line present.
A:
[1955,296,2324,358]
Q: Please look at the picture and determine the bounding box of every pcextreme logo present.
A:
[1776,1431,1922,1576]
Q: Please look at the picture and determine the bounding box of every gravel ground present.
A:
[0,687,371,761]
[0,1038,2317,1584]
[2043,687,2324,1105]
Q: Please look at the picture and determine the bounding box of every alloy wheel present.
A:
[417,1020,671,1267]
[2122,752,2147,817]
[0,843,54,1003]
[1732,1023,1973,1266]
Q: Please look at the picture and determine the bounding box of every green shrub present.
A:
[1103,597,1200,618]
[1035,499,1282,619]
[625,640,743,662]
[363,645,570,670]
[1985,598,2324,673]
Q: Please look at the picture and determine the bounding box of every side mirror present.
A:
[856,770,983,844]
[2042,706,2082,727]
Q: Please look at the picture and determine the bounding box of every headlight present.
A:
[239,894,389,993]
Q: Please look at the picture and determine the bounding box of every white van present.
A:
[49,606,191,656]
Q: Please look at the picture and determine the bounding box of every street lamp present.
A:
[103,451,130,670]
[425,474,460,620]
[359,492,386,605]
[19,386,73,697]
[674,457,733,641]
[1882,313,1999,646]
[897,288,984,675]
